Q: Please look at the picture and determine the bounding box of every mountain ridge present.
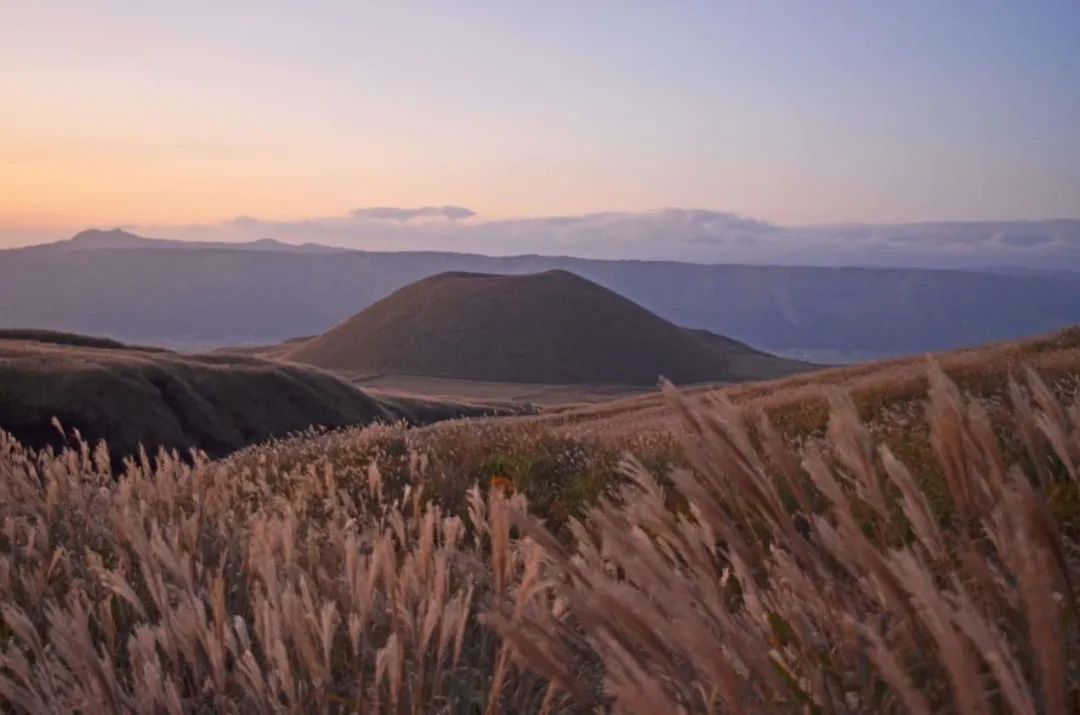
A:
[43,228,347,254]
[23,227,1078,275]
[2,229,1079,357]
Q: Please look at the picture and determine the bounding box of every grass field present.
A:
[1,327,1079,712]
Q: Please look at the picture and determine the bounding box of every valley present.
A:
[4,229,1080,357]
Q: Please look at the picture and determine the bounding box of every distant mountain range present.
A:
[60,210,1079,270]
[284,270,809,385]
[2,228,1079,360]
[42,228,350,254]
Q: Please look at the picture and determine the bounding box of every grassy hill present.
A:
[0,332,523,461]
[0,328,163,351]
[531,323,1080,440]
[1,327,1079,712]
[285,270,810,385]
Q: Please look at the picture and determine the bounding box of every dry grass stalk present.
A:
[492,366,1080,713]
[0,363,1078,712]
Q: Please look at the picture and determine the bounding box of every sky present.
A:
[2,1,1079,251]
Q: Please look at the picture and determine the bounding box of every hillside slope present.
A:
[0,333,520,461]
[4,327,1080,712]
[285,270,809,385]
[532,325,1080,441]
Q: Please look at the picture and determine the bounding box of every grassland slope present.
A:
[0,328,163,352]
[531,324,1080,442]
[2,327,1079,712]
[0,334,524,461]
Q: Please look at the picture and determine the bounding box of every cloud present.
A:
[349,205,475,221]
[664,208,777,231]
[228,215,261,229]
[995,229,1055,247]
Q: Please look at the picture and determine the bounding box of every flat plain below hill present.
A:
[352,374,652,406]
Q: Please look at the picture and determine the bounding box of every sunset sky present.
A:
[2,1,1079,246]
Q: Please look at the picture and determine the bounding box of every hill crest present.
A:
[285,270,809,385]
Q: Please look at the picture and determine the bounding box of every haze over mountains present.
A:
[3,227,1080,361]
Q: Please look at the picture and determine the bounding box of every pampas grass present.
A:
[491,365,1080,713]
[1,363,1078,712]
